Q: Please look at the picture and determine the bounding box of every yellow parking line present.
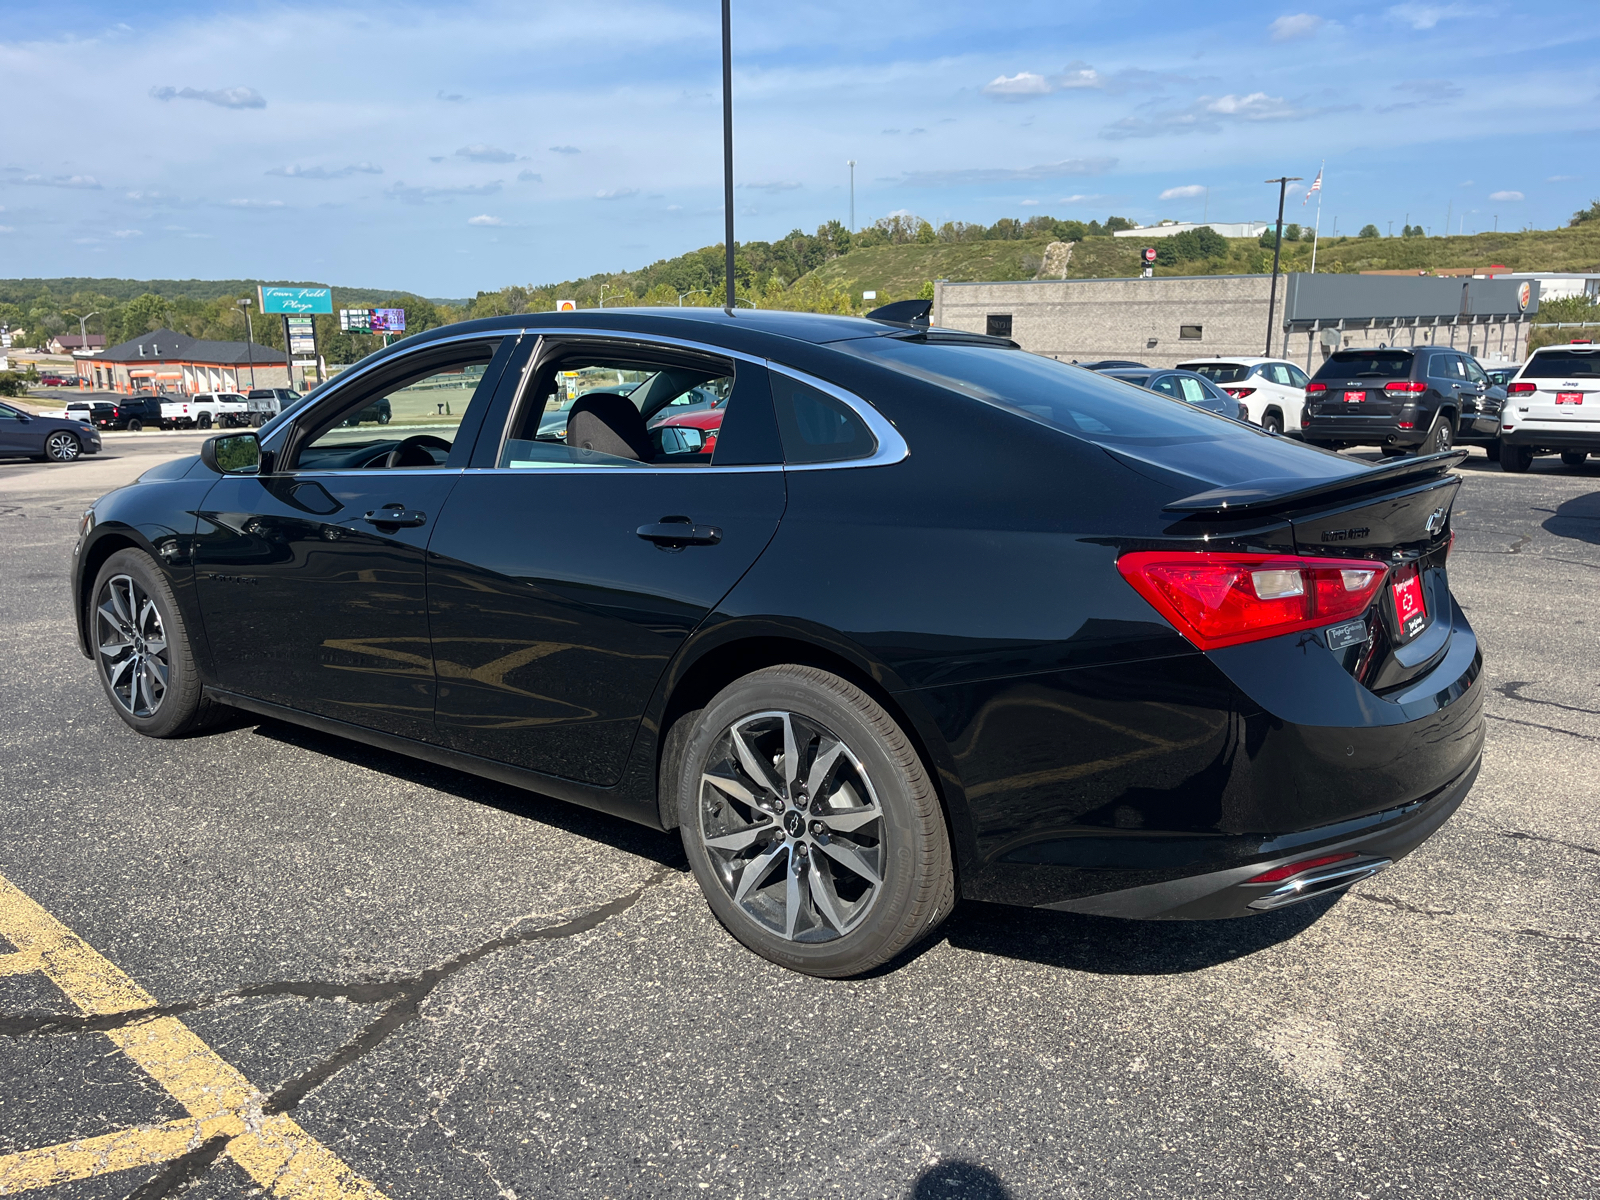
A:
[0,872,388,1197]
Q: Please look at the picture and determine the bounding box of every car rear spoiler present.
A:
[1163,450,1467,515]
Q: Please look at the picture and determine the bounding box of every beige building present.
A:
[932,273,1541,369]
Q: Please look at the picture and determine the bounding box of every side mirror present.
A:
[200,431,261,475]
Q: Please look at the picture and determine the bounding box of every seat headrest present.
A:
[565,391,651,461]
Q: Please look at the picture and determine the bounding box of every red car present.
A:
[654,406,723,456]
[39,374,76,388]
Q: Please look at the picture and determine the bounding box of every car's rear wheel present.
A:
[1419,413,1453,455]
[197,414,212,430]
[1261,411,1283,435]
[127,419,143,433]
[1484,439,1500,462]
[675,665,954,978]
[91,549,224,738]
[1501,445,1534,473]
[1560,450,1588,467]
[44,431,81,462]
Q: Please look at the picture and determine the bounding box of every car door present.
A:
[425,335,787,786]
[191,335,519,740]
[0,403,38,455]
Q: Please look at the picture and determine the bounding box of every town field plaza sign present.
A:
[258,287,334,315]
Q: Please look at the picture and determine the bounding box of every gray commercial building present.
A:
[932,273,1542,369]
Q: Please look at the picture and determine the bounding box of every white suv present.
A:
[1499,342,1600,472]
[1176,357,1311,435]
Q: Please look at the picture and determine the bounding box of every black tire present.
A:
[1261,411,1283,435]
[1560,450,1588,467]
[44,431,81,462]
[378,412,391,425]
[676,665,954,978]
[197,413,212,430]
[1418,412,1453,455]
[1380,445,1407,457]
[127,419,143,433]
[90,549,225,738]
[1501,444,1534,473]
[1484,439,1500,462]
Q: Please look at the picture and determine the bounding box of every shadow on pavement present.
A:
[1543,489,1600,545]
[243,716,688,870]
[910,1161,1012,1199]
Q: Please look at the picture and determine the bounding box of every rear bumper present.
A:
[1500,425,1600,451]
[1039,756,1475,919]
[1303,418,1422,447]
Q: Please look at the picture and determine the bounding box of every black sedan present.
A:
[0,400,102,462]
[1095,366,1248,421]
[72,309,1483,977]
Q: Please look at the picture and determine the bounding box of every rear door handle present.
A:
[363,507,427,528]
[637,517,722,548]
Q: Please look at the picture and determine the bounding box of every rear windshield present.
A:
[837,340,1253,445]
[1312,350,1414,382]
[1522,349,1600,378]
[1182,362,1250,384]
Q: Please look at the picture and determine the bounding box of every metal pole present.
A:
[1263,176,1300,357]
[848,160,856,232]
[238,299,257,389]
[282,315,293,388]
[721,0,736,316]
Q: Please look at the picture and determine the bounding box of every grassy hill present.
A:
[0,278,468,308]
[791,224,1600,305]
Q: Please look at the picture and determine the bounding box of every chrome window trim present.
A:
[489,325,909,474]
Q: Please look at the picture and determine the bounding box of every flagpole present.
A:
[1309,160,1325,275]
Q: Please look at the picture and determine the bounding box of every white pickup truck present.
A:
[160,392,250,430]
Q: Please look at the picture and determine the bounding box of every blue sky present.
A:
[2,1,1596,297]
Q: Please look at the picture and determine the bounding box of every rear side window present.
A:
[1522,349,1600,378]
[1183,362,1249,384]
[770,375,876,464]
[1313,351,1414,382]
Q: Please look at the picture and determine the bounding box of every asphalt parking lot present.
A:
[2,434,1596,1200]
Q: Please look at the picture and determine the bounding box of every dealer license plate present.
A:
[1556,392,1583,405]
[1343,390,1366,403]
[1391,567,1428,641]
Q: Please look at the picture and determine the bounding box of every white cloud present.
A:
[1387,3,1486,30]
[895,158,1116,187]
[386,180,503,204]
[549,145,581,155]
[1103,92,1326,138]
[1019,199,1040,206]
[112,229,143,237]
[456,144,519,163]
[225,198,285,207]
[517,169,542,182]
[1058,194,1103,204]
[1160,184,1207,200]
[12,174,101,189]
[149,85,265,109]
[467,214,504,226]
[1548,175,1577,182]
[0,226,14,234]
[1489,190,1524,201]
[1270,14,1324,41]
[983,72,1054,100]
[596,188,640,200]
[267,163,382,179]
[437,91,466,102]
[739,180,803,192]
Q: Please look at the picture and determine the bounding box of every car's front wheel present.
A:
[91,549,224,738]
[675,665,954,977]
[43,431,81,462]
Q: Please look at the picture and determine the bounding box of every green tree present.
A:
[118,292,172,341]
[1285,223,1301,241]
[1570,199,1600,227]
[1358,224,1380,238]
[1104,216,1136,233]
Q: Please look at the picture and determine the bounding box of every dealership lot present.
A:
[1,437,1596,1199]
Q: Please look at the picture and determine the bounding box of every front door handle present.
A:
[637,516,722,548]
[363,507,427,528]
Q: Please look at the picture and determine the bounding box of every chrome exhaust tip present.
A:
[1246,856,1392,911]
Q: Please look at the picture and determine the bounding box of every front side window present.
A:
[294,343,499,471]
[0,403,20,421]
[497,349,737,469]
[1463,359,1490,386]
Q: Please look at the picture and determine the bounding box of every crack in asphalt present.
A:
[1350,892,1600,950]
[1494,681,1600,718]
[1484,713,1600,742]
[1349,892,1457,917]
[1497,829,1600,858]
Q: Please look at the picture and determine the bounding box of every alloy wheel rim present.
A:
[95,574,170,717]
[48,433,79,460]
[699,710,885,943]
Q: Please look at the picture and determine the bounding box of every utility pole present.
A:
[1263,176,1301,358]
[73,311,99,388]
[848,160,857,232]
[721,0,736,315]
[677,289,707,306]
[236,298,257,390]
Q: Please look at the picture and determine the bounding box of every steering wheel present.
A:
[382,434,452,469]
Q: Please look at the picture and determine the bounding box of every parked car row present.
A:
[58,388,303,432]
[0,401,102,462]
[1497,341,1599,472]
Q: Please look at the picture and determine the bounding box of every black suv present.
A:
[94,394,165,432]
[1303,346,1503,456]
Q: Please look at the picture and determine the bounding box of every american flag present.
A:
[1303,168,1322,206]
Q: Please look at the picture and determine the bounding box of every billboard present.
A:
[339,309,371,332]
[286,317,316,354]
[259,286,333,315]
[371,308,407,332]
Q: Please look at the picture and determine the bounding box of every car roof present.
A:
[1174,356,1292,366]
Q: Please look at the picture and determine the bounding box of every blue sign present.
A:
[259,286,333,315]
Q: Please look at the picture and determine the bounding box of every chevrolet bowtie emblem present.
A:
[1425,507,1448,535]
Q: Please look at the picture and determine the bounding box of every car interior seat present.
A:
[565,391,653,461]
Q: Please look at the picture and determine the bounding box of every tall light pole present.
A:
[677,288,707,306]
[721,0,736,315]
[72,311,99,389]
[1263,176,1302,357]
[236,298,257,390]
[848,160,856,232]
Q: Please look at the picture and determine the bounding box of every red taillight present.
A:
[1508,381,1536,395]
[1117,552,1388,651]
[1224,386,1257,398]
[1305,382,1327,394]
[1247,853,1358,884]
[1397,421,1414,429]
[1383,380,1428,394]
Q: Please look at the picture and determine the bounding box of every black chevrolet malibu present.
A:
[72,309,1483,976]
